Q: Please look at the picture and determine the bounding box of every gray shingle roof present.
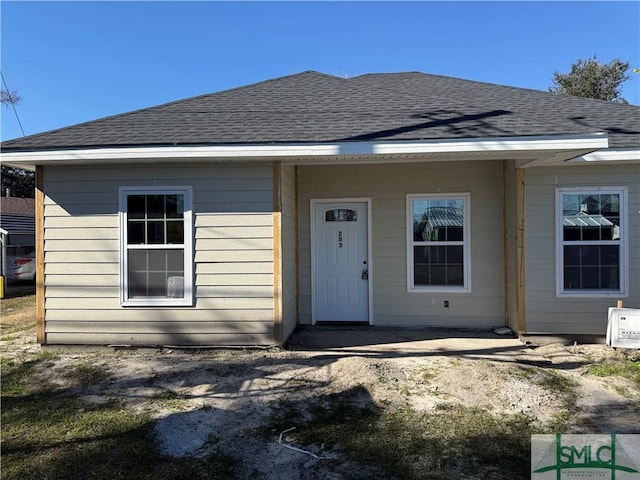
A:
[2,71,639,151]
[0,197,35,216]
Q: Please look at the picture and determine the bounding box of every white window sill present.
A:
[556,292,628,299]
[121,299,193,307]
[408,287,471,294]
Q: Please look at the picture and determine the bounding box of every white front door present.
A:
[313,201,369,322]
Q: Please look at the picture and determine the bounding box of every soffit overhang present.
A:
[0,133,612,170]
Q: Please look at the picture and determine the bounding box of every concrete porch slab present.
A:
[285,327,536,363]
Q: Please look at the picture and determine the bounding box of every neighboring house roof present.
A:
[563,211,614,229]
[0,197,35,236]
[2,71,639,152]
[424,207,463,228]
[1,197,34,216]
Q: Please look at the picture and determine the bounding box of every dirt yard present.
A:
[2,297,639,479]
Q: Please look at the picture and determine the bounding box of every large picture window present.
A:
[407,194,470,292]
[556,187,627,297]
[119,187,193,306]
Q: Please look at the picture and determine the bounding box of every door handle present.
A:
[362,270,368,280]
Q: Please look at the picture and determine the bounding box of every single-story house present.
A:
[1,71,638,346]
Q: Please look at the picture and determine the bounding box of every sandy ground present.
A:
[2,328,639,479]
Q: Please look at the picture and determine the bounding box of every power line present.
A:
[1,71,26,137]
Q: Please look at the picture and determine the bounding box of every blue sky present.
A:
[1,1,639,141]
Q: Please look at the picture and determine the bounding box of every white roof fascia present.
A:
[0,132,608,166]
[568,148,640,164]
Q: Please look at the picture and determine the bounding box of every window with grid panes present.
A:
[556,187,627,296]
[407,194,471,292]
[119,187,193,306]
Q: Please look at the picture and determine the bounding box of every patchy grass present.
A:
[1,355,16,371]
[417,366,440,385]
[1,355,237,480]
[64,362,113,387]
[2,293,636,478]
[1,351,60,396]
[587,358,640,388]
[509,365,578,403]
[263,390,537,480]
[1,294,235,479]
[0,294,36,331]
[149,389,191,411]
[510,365,580,431]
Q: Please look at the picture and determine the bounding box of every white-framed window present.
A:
[407,193,471,292]
[119,186,193,306]
[556,187,627,297]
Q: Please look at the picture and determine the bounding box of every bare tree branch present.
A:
[1,88,22,106]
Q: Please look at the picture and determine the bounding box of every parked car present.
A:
[8,251,36,282]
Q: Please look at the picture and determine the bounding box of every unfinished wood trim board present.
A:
[272,161,283,345]
[35,166,46,344]
[515,167,526,333]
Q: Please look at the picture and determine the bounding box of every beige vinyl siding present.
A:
[280,164,298,341]
[298,161,505,328]
[42,164,276,346]
[524,163,640,334]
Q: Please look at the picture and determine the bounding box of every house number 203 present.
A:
[338,231,344,248]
